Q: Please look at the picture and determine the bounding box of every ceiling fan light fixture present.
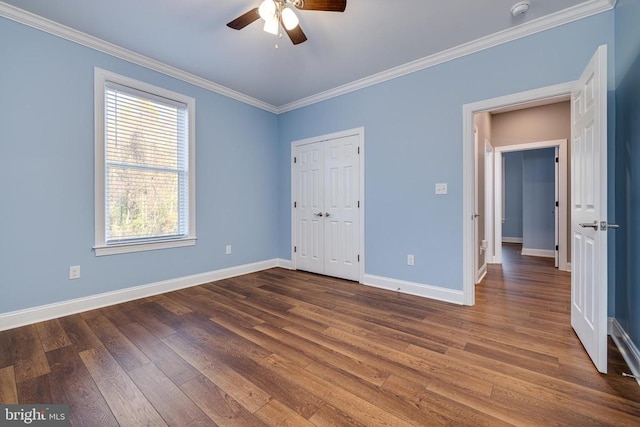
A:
[281,6,299,30]
[258,0,276,21]
[263,17,279,35]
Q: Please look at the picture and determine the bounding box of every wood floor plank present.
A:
[47,346,119,427]
[58,314,103,353]
[117,322,200,386]
[0,365,18,404]
[163,333,272,413]
[254,399,316,426]
[84,315,150,372]
[35,319,72,352]
[79,346,167,427]
[16,374,55,404]
[181,374,267,427]
[12,325,51,383]
[127,363,213,426]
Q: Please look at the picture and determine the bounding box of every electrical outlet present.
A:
[69,265,81,280]
[225,245,232,255]
[435,183,448,195]
[407,255,415,266]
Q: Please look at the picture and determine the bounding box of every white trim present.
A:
[0,1,614,114]
[95,238,197,256]
[521,248,556,258]
[476,264,487,284]
[0,2,277,113]
[463,82,576,306]
[610,318,640,386]
[0,259,281,332]
[290,127,365,283]
[484,140,495,264]
[94,68,197,256]
[276,0,616,113]
[277,258,294,269]
[494,139,569,271]
[608,317,614,335]
[502,237,523,243]
[363,274,464,306]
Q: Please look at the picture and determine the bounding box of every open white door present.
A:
[571,45,608,374]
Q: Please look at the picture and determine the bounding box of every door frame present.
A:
[493,139,568,271]
[462,82,575,305]
[291,127,366,282]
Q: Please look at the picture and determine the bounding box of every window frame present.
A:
[94,68,196,256]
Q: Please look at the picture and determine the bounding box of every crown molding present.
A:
[1,0,616,115]
[0,2,278,114]
[276,0,616,113]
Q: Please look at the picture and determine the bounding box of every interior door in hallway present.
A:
[294,134,360,281]
[571,45,608,374]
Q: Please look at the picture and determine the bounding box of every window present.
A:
[94,69,196,256]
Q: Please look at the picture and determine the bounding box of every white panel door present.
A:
[571,45,607,374]
[294,134,360,282]
[295,141,324,275]
[324,135,360,281]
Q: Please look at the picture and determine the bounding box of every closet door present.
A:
[294,135,360,281]
[323,135,360,280]
[295,141,324,275]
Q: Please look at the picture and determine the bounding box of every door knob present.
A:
[325,212,331,217]
[314,212,323,217]
[579,221,598,230]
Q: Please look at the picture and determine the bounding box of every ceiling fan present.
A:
[227,0,347,46]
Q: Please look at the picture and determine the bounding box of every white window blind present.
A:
[104,81,189,244]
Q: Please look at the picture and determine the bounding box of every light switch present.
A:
[435,183,448,195]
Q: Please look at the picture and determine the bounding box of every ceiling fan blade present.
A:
[296,0,346,12]
[283,23,308,45]
[227,8,260,30]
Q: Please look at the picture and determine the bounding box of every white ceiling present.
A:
[1,0,613,110]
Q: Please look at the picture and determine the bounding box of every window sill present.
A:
[94,237,197,256]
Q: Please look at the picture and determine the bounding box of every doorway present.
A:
[291,127,365,282]
[493,139,569,272]
[463,45,609,374]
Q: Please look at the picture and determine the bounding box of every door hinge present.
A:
[556,245,559,251]
[294,157,297,163]
[357,201,360,208]
[555,201,559,207]
[357,147,360,154]
[357,254,360,262]
[294,201,297,208]
[294,246,297,253]
[555,157,559,163]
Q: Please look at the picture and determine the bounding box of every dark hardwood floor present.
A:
[1,244,639,426]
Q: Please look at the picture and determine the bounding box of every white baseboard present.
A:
[362,274,464,305]
[610,317,640,386]
[277,258,294,269]
[502,237,523,243]
[476,264,487,284]
[521,247,555,258]
[0,259,281,332]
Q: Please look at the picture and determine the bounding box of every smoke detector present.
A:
[511,1,531,17]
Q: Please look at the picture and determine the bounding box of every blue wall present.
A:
[614,0,640,352]
[278,12,615,291]
[522,148,556,251]
[503,152,523,239]
[0,17,279,314]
